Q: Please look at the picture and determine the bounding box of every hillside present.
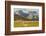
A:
[14,14,38,21]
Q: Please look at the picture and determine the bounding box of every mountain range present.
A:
[14,8,39,21]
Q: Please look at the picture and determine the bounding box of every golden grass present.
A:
[14,20,39,27]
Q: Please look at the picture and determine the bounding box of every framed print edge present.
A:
[5,1,45,35]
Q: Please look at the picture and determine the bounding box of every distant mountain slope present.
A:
[14,9,39,19]
[14,8,39,21]
[14,14,39,21]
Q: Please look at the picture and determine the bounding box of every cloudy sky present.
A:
[14,8,39,14]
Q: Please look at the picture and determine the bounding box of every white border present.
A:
[11,5,42,31]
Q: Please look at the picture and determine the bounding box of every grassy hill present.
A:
[14,14,39,27]
[14,14,38,21]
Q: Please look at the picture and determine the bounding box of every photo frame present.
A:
[5,1,45,35]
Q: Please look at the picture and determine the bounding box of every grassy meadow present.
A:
[14,20,39,27]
